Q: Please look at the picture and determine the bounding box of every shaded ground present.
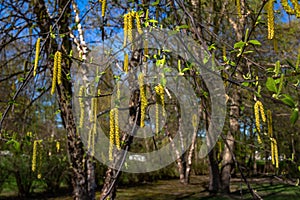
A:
[1,175,299,200]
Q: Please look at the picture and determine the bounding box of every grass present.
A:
[1,175,299,199]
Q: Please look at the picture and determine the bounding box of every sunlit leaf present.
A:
[266,77,277,93]
[234,41,246,49]
[248,40,261,46]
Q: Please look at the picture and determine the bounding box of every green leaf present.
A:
[266,77,278,93]
[281,94,295,108]
[290,108,299,125]
[13,141,20,152]
[208,43,216,50]
[234,41,246,49]
[248,40,261,46]
[243,50,254,54]
[242,82,249,87]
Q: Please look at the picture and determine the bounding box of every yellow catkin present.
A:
[254,102,260,132]
[114,108,120,150]
[281,0,295,15]
[292,0,300,18]
[116,81,120,102]
[138,74,147,127]
[56,141,60,152]
[259,102,266,123]
[254,101,265,144]
[135,12,143,34]
[155,84,165,117]
[57,51,62,85]
[257,133,262,144]
[273,138,279,168]
[51,52,58,95]
[267,0,274,40]
[236,0,242,18]
[271,138,275,165]
[79,86,85,128]
[109,108,115,161]
[128,12,133,43]
[33,38,41,77]
[102,0,106,17]
[123,13,128,47]
[32,140,38,172]
[124,53,129,73]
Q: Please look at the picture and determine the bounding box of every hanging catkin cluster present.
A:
[138,74,148,127]
[124,53,129,73]
[254,100,266,143]
[267,110,279,168]
[51,51,62,95]
[109,108,120,161]
[236,0,242,18]
[267,0,274,40]
[32,140,38,172]
[154,84,165,135]
[123,11,143,47]
[155,84,165,116]
[32,140,42,178]
[281,0,300,18]
[99,0,106,17]
[271,138,279,168]
[33,38,41,77]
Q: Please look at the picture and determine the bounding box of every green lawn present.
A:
[1,175,299,199]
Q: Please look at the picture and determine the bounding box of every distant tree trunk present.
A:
[184,124,197,184]
[166,121,185,184]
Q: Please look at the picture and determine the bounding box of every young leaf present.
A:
[290,108,299,125]
[266,77,278,93]
[281,94,295,108]
[234,41,246,49]
[248,40,261,46]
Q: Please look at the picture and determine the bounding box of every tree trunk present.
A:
[208,149,220,193]
[220,0,245,193]
[32,0,93,199]
[221,130,235,193]
[184,125,197,184]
